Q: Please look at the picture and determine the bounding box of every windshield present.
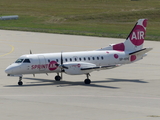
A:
[23,59,31,63]
[15,59,24,63]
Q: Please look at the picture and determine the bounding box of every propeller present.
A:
[55,52,68,80]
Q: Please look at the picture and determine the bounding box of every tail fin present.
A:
[97,19,148,52]
[124,19,147,51]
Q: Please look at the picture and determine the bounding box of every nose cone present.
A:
[5,66,13,75]
[5,63,20,75]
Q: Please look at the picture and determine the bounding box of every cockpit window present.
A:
[23,59,31,63]
[15,59,24,63]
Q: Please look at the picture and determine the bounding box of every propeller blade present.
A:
[61,51,63,65]
[61,65,68,69]
[55,63,59,67]
[55,64,68,69]
[60,52,63,80]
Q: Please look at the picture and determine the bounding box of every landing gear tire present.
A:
[18,81,23,86]
[84,79,91,84]
[18,76,23,86]
[55,76,61,81]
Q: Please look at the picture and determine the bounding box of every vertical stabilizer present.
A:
[97,19,148,52]
[124,19,147,51]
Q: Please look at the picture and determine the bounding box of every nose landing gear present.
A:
[18,76,23,86]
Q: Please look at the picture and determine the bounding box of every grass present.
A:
[0,0,160,40]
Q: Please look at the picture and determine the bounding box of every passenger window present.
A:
[101,56,104,60]
[70,58,72,61]
[15,59,24,63]
[79,58,81,61]
[84,57,86,61]
[23,59,31,63]
[75,58,77,61]
[65,58,68,62]
[88,57,90,60]
[97,57,99,60]
[56,59,59,62]
[92,57,95,60]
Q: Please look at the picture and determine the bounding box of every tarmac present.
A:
[0,30,160,120]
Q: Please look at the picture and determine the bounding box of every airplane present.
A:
[5,19,152,86]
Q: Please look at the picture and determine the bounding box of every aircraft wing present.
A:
[81,64,121,71]
[129,48,152,56]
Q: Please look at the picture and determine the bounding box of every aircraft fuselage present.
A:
[6,50,131,75]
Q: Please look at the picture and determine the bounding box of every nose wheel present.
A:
[18,76,23,86]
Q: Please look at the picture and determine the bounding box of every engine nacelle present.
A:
[63,62,96,75]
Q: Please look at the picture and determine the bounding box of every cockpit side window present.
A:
[15,59,24,63]
[23,59,31,63]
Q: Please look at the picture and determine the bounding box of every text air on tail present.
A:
[124,19,147,52]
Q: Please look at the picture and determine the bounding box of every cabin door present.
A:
[38,55,46,71]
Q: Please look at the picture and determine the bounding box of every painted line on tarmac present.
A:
[0,44,14,57]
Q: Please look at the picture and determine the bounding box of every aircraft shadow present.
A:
[4,77,119,89]
[93,78,148,84]
[4,77,148,89]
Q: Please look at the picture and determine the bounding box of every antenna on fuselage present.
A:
[30,50,34,77]
[30,50,32,54]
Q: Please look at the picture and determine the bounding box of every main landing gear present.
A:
[55,73,62,81]
[84,73,91,84]
[54,73,91,84]
[18,76,23,86]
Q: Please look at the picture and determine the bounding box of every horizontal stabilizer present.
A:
[129,48,152,56]
[81,64,121,71]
